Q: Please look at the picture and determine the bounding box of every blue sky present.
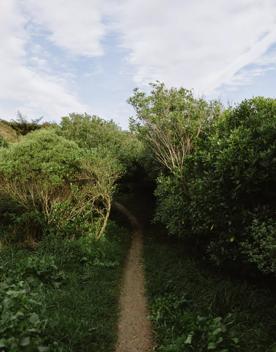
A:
[0,0,276,129]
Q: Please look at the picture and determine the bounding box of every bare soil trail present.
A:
[114,202,153,352]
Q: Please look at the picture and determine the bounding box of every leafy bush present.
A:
[144,233,276,352]
[159,315,239,352]
[19,255,66,286]
[241,217,276,274]
[154,175,190,237]
[60,113,144,172]
[0,129,121,242]
[150,95,276,275]
[0,280,51,351]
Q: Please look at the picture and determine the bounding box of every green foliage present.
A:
[0,221,130,351]
[0,135,8,148]
[8,112,51,136]
[60,113,144,171]
[19,255,66,286]
[144,232,276,351]
[129,82,221,178]
[241,217,276,274]
[159,315,239,352]
[0,280,51,351]
[0,129,121,241]
[151,95,276,275]
[154,175,189,236]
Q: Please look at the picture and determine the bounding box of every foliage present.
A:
[60,113,144,172]
[159,315,239,352]
[150,95,276,275]
[0,221,130,352]
[0,280,51,352]
[144,231,276,351]
[8,112,53,136]
[0,120,19,143]
[129,82,221,186]
[0,135,8,148]
[241,217,276,274]
[154,175,189,236]
[0,129,121,241]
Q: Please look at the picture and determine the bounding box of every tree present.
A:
[129,82,222,193]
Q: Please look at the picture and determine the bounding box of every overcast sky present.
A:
[1,0,276,128]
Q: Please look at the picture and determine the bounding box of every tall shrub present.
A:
[0,129,121,242]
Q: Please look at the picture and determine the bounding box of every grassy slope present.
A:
[144,227,276,352]
[0,121,19,143]
[0,221,130,352]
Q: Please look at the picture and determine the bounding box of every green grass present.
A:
[144,227,276,352]
[0,221,130,352]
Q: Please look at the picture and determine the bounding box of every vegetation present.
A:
[0,82,275,351]
[130,85,276,277]
[0,129,122,243]
[0,221,129,351]
[144,230,276,352]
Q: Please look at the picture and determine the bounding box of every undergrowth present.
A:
[144,228,276,352]
[0,221,130,352]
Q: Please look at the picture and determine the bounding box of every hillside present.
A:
[0,120,19,143]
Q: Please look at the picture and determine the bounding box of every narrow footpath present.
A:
[114,202,153,352]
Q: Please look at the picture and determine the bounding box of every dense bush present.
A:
[60,113,144,172]
[0,129,121,243]
[144,232,276,352]
[241,217,276,274]
[131,87,276,276]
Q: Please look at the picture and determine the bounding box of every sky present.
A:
[0,0,276,129]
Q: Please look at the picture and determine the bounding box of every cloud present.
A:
[24,0,107,57]
[0,0,89,120]
[114,0,276,94]
[1,0,276,123]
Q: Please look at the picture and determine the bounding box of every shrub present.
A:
[0,129,121,242]
[150,94,276,275]
[0,280,51,351]
[60,113,144,172]
[241,217,276,274]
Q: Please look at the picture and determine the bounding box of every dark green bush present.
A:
[241,217,276,274]
[152,96,276,275]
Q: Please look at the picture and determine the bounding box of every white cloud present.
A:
[0,0,88,120]
[114,0,276,94]
[24,0,107,57]
[1,0,276,123]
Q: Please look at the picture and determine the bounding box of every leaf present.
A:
[0,339,6,348]
[208,342,217,350]
[184,334,193,344]
[29,312,39,324]
[20,336,30,346]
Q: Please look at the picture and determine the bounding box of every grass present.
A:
[0,221,130,352]
[144,226,276,352]
[0,120,19,143]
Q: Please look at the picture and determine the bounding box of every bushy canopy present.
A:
[0,129,121,241]
[60,113,144,171]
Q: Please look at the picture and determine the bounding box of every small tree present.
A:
[129,82,222,193]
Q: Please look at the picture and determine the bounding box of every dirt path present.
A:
[114,202,153,352]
